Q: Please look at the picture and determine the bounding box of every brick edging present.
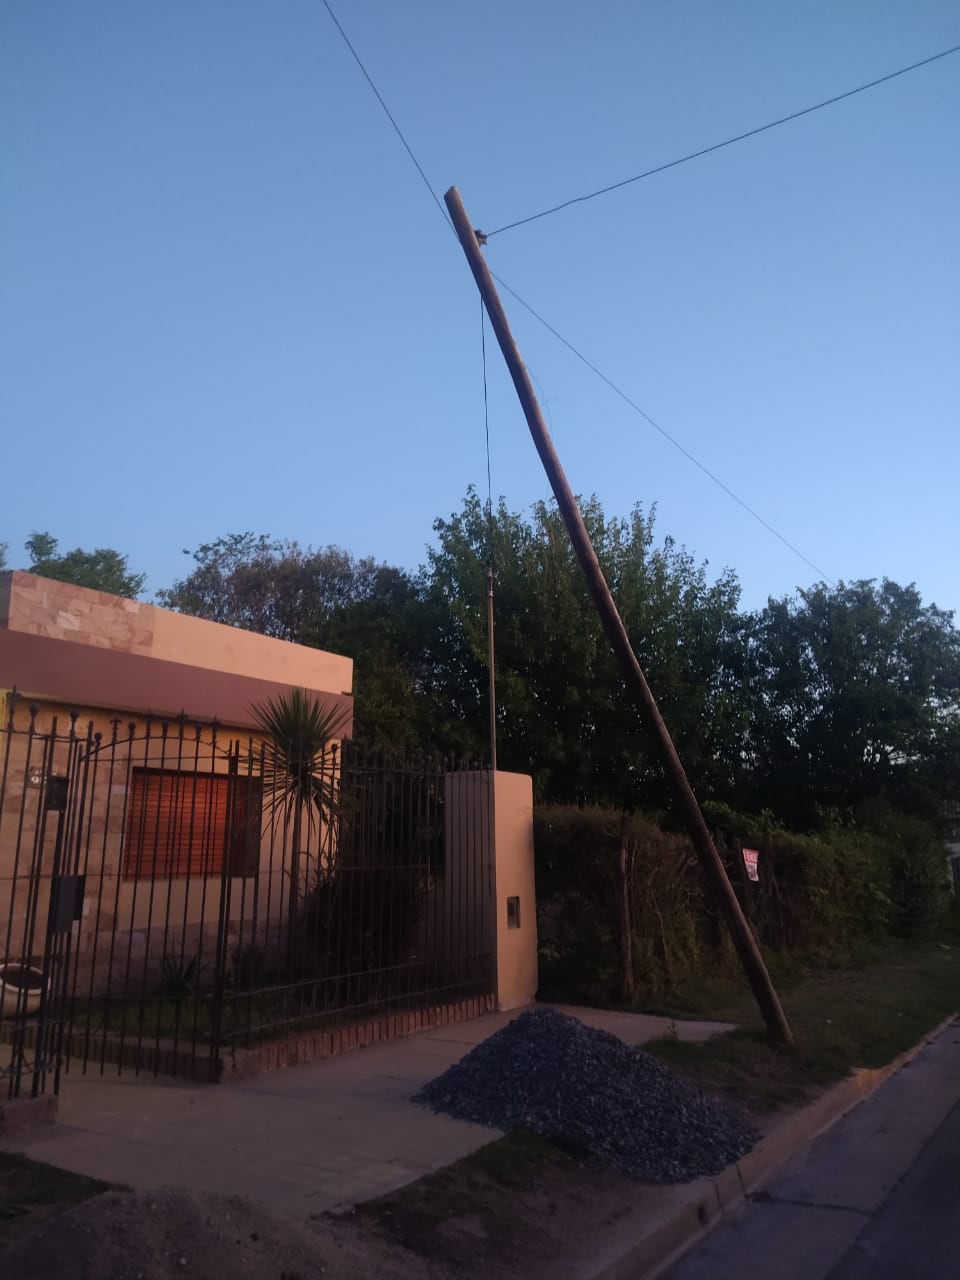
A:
[1,1023,217,1083]
[2,994,497,1086]
[224,994,496,1080]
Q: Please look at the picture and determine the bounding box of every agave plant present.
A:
[158,954,204,999]
[250,688,350,967]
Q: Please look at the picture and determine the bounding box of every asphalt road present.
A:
[826,1095,960,1280]
[661,1018,960,1280]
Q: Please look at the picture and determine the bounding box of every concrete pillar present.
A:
[491,771,538,1010]
[442,770,538,1012]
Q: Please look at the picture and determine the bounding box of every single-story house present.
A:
[0,570,354,998]
[1,571,536,1089]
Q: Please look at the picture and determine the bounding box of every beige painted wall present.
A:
[151,606,351,693]
[491,772,539,1011]
[443,770,538,1011]
[1,571,353,696]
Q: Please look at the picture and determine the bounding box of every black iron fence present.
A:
[0,696,494,1095]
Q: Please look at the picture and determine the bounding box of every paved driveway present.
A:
[2,1005,733,1212]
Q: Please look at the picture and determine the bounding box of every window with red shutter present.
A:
[123,768,262,880]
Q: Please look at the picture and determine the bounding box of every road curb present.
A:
[579,1012,959,1280]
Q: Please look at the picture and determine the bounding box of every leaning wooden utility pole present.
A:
[445,185,793,1049]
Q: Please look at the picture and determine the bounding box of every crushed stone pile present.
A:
[414,1007,756,1183]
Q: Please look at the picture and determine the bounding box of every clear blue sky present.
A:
[3,2,958,614]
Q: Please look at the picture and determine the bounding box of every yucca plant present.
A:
[158,954,204,998]
[250,688,350,970]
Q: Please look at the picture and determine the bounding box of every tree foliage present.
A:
[22,532,146,598]
[425,489,747,808]
[7,487,956,957]
[158,534,365,640]
[161,535,433,751]
[155,491,960,838]
[744,579,960,829]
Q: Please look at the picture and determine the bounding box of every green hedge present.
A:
[534,804,949,1008]
[535,807,716,1005]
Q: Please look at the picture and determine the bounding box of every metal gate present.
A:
[1,697,494,1094]
[0,704,84,1099]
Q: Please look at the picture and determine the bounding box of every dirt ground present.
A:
[0,1150,111,1252]
[0,1144,654,1280]
[0,1186,451,1280]
[353,1138,652,1280]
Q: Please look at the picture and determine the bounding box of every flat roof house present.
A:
[0,573,533,1097]
[0,573,355,1079]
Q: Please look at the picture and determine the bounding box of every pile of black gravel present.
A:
[414,1007,756,1183]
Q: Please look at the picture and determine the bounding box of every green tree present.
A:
[161,535,434,752]
[160,534,386,640]
[744,579,960,829]
[425,489,748,809]
[307,564,439,752]
[158,505,960,841]
[0,542,7,571]
[24,532,145,598]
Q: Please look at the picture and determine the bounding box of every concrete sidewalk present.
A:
[0,1005,732,1213]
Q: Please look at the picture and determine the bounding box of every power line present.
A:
[320,0,450,230]
[320,0,835,584]
[322,0,495,555]
[491,271,836,584]
[487,42,960,237]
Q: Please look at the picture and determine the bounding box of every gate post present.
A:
[489,772,537,1011]
[442,771,538,1012]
